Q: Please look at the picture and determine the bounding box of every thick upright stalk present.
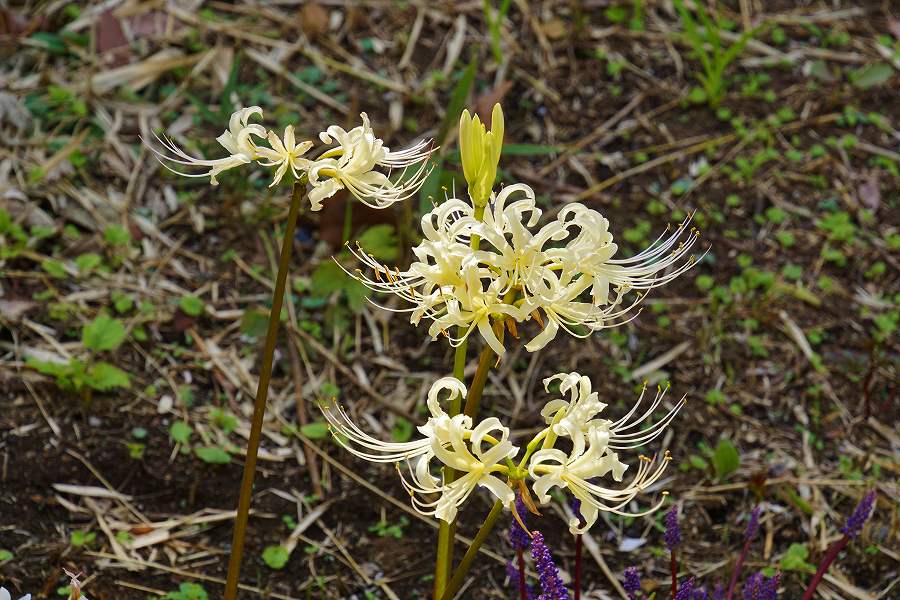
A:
[463,343,496,418]
[434,338,469,599]
[224,183,304,600]
[801,536,849,600]
[440,500,504,600]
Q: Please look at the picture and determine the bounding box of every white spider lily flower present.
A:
[529,434,672,534]
[320,376,516,523]
[540,372,607,457]
[147,106,266,185]
[520,267,646,352]
[255,126,313,188]
[575,212,704,302]
[541,373,685,453]
[1,587,32,600]
[306,112,433,210]
[346,179,702,354]
[321,376,466,463]
[400,415,517,523]
[528,371,684,533]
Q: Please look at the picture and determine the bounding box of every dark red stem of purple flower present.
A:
[517,549,527,600]
[670,549,678,598]
[575,534,582,600]
[725,538,751,600]
[801,535,849,600]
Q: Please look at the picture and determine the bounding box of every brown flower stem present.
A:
[440,500,504,600]
[801,536,849,600]
[224,182,304,600]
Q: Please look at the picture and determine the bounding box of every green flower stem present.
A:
[342,197,353,244]
[462,342,497,419]
[439,500,504,600]
[434,337,469,598]
[435,201,489,599]
[224,182,304,600]
[517,427,550,471]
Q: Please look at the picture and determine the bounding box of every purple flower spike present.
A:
[745,506,762,541]
[623,566,641,599]
[510,495,531,551]
[674,577,694,600]
[530,531,569,600]
[664,507,681,550]
[694,588,709,600]
[713,584,725,600]
[762,572,780,600]
[742,572,763,600]
[841,490,876,539]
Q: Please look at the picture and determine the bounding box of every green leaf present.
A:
[240,309,270,339]
[712,439,740,481]
[70,530,95,547]
[780,543,816,573]
[391,418,414,442]
[210,408,238,434]
[103,224,132,246]
[850,62,894,89]
[194,446,231,464]
[42,258,67,278]
[86,362,131,390]
[82,315,126,351]
[688,454,709,470]
[179,295,205,317]
[356,224,399,262]
[26,357,73,378]
[0,549,13,561]
[498,143,563,156]
[75,253,102,273]
[169,421,193,445]
[162,582,209,600]
[310,261,350,296]
[345,279,370,313]
[262,545,290,569]
[300,422,330,439]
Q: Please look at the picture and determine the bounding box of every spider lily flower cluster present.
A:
[321,371,683,530]
[348,181,703,356]
[147,107,432,210]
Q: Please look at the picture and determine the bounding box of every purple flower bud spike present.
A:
[674,577,694,600]
[531,531,569,600]
[694,587,709,600]
[745,506,762,541]
[841,490,876,539]
[623,566,641,599]
[802,491,877,600]
[665,507,682,549]
[510,495,531,551]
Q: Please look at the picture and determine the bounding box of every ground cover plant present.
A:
[1,1,897,599]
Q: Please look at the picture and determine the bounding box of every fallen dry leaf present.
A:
[299,2,329,40]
